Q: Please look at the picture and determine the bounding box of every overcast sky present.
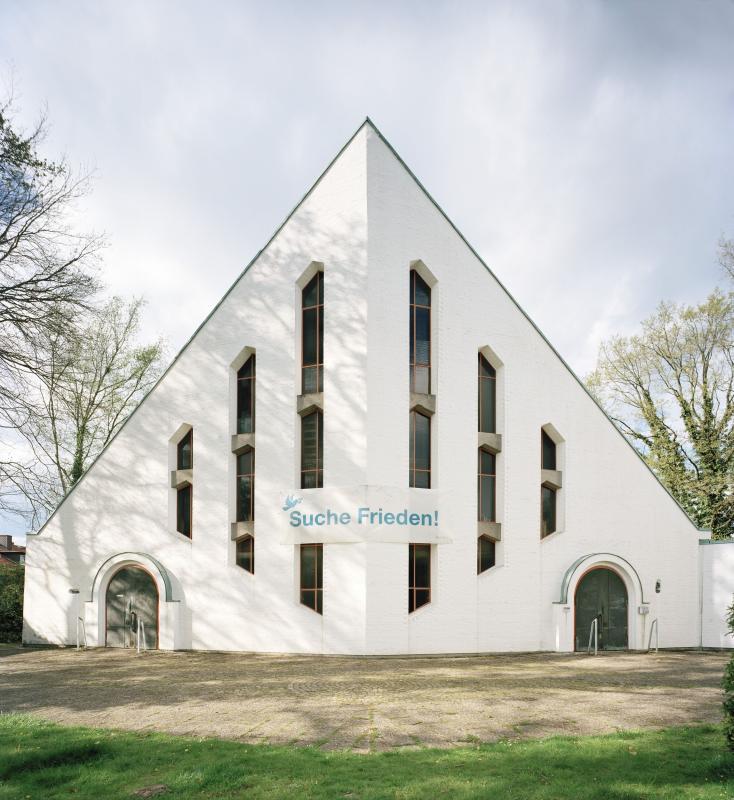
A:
[2,0,734,536]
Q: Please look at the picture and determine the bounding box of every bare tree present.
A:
[5,298,165,525]
[588,287,734,538]
[0,97,101,514]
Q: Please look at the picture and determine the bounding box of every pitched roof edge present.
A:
[33,116,704,538]
[364,118,705,533]
[33,118,372,537]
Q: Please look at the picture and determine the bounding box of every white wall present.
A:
[24,125,371,654]
[701,540,734,648]
[364,126,701,653]
[24,122,705,654]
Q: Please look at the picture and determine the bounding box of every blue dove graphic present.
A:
[282,495,303,512]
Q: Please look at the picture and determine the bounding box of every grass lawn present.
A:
[1,715,733,800]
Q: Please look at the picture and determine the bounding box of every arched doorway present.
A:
[105,566,159,649]
[574,567,628,651]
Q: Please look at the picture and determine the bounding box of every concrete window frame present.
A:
[235,354,256,435]
[408,260,438,410]
[477,534,496,574]
[168,423,193,541]
[408,542,432,613]
[301,408,324,489]
[235,449,255,523]
[409,260,438,489]
[300,542,323,614]
[295,262,325,488]
[229,345,257,453]
[301,272,324,395]
[477,448,496,522]
[235,534,254,574]
[229,346,256,557]
[409,409,431,488]
[478,345,504,567]
[540,423,565,538]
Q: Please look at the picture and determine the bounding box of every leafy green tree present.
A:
[0,564,23,643]
[724,597,734,749]
[588,258,734,538]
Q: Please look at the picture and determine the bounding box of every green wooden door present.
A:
[105,566,159,649]
[574,568,628,651]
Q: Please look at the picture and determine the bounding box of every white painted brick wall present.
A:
[701,541,734,648]
[23,123,706,654]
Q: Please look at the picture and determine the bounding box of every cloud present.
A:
[1,0,733,531]
[2,1,732,369]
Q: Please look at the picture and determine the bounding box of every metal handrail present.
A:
[76,616,87,650]
[587,617,598,655]
[647,618,659,653]
[136,618,147,654]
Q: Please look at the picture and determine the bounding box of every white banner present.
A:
[276,485,450,544]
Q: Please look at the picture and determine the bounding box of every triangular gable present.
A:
[34,118,704,534]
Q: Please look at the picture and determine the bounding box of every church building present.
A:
[22,119,734,654]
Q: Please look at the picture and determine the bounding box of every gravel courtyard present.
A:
[0,646,727,751]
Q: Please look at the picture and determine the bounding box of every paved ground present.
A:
[0,646,727,751]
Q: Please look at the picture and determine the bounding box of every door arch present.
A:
[105,565,159,649]
[574,567,628,651]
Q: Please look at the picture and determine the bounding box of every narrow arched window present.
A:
[301,409,323,488]
[478,353,496,433]
[542,430,556,470]
[409,410,431,488]
[410,270,431,394]
[177,429,192,470]
[478,449,496,522]
[236,449,254,522]
[237,355,255,434]
[541,429,560,537]
[302,272,324,394]
[175,428,193,538]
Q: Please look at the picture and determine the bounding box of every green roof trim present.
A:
[35,116,704,536]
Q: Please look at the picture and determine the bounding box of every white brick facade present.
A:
[23,121,728,654]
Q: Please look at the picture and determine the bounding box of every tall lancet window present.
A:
[408,543,431,612]
[409,410,431,488]
[302,272,324,394]
[176,429,193,538]
[301,409,323,488]
[478,353,496,433]
[409,270,431,394]
[237,355,255,434]
[236,449,255,522]
[478,449,496,522]
[300,543,323,614]
[541,429,558,537]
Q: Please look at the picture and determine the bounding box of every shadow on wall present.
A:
[29,201,375,655]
